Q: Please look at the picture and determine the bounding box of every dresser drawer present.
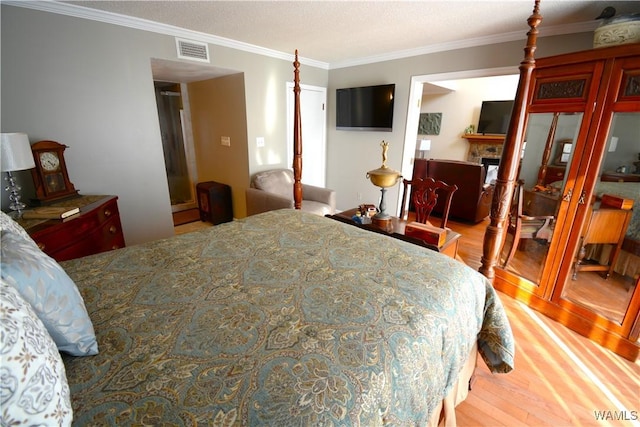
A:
[48,217,125,261]
[26,195,125,262]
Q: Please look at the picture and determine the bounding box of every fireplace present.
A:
[462,134,504,164]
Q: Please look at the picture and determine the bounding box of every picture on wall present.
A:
[418,113,442,135]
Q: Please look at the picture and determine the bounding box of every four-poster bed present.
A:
[1,51,515,425]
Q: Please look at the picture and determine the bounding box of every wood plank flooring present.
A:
[175,216,640,426]
[447,217,640,427]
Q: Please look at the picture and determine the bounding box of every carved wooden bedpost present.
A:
[479,0,542,279]
[292,50,303,210]
[537,112,559,187]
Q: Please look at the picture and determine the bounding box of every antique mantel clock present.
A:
[30,140,79,204]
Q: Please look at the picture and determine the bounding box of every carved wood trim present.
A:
[623,73,640,97]
[537,79,586,99]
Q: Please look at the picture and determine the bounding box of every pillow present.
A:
[0,209,37,246]
[253,169,294,199]
[0,279,73,426]
[1,229,98,356]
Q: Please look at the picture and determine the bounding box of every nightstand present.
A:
[18,195,125,262]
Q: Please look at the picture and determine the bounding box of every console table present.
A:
[18,195,125,262]
[328,208,461,259]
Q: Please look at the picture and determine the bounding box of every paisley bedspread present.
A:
[61,209,514,426]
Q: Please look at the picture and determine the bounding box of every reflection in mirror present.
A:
[561,112,640,324]
[500,112,582,285]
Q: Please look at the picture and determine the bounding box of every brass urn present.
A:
[366,141,402,219]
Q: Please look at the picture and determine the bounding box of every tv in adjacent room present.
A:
[477,100,514,134]
[336,84,395,131]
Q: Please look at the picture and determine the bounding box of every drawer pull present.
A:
[109,225,117,234]
[112,245,120,250]
[104,209,112,217]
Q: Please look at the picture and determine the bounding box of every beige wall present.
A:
[189,74,250,217]
[0,5,327,244]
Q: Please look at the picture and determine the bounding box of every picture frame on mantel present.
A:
[418,113,442,135]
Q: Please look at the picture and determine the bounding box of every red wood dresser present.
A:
[19,195,125,262]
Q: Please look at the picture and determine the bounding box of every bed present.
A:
[1,209,513,426]
[0,53,514,426]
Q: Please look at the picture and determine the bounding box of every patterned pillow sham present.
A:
[0,279,73,426]
[0,210,37,246]
[0,229,98,356]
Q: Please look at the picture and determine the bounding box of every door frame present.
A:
[286,83,327,187]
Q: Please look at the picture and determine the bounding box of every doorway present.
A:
[153,81,199,223]
[400,67,519,209]
[286,83,327,187]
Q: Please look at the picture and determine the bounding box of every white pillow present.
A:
[0,279,73,426]
[1,229,99,356]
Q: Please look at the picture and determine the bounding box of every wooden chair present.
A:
[399,177,458,229]
[502,180,555,267]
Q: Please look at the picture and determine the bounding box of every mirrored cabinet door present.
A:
[555,112,640,333]
[499,112,583,287]
[488,44,640,361]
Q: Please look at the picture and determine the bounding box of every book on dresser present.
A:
[22,206,80,220]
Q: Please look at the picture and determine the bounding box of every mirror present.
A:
[560,112,640,324]
[500,112,582,285]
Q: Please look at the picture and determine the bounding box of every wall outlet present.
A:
[221,136,231,146]
[256,137,265,148]
[357,192,362,201]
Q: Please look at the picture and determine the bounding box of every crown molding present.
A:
[330,20,598,69]
[4,0,330,70]
[5,1,598,71]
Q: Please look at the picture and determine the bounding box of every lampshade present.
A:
[1,133,35,172]
[418,139,431,151]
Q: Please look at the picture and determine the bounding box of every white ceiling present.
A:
[57,0,639,69]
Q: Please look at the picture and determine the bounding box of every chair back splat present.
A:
[400,177,458,229]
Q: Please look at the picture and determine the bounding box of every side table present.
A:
[328,208,461,259]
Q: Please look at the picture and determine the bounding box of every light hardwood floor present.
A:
[175,216,640,426]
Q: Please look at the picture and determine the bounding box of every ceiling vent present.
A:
[176,38,210,63]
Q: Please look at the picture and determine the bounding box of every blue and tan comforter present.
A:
[61,209,514,426]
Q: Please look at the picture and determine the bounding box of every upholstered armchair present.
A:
[245,169,336,216]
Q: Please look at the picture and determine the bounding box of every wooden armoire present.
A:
[480,3,640,361]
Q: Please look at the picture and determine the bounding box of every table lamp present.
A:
[418,139,431,158]
[1,133,35,216]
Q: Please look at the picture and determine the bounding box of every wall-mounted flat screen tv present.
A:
[477,100,514,134]
[336,84,395,131]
